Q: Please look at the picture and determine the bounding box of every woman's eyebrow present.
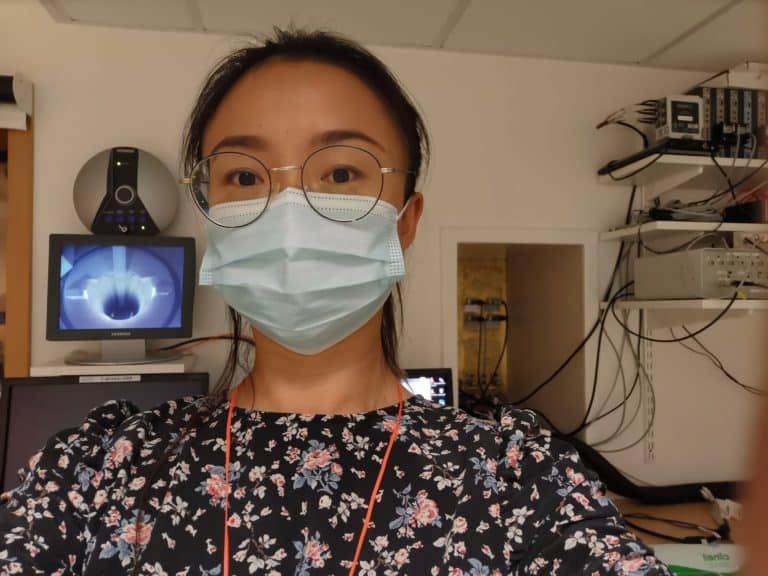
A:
[313,129,387,152]
[211,134,268,153]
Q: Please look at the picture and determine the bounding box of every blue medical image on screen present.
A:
[58,243,184,330]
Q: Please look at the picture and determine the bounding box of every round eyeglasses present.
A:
[183,144,414,227]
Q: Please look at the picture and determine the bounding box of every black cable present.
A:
[153,335,254,351]
[624,512,720,534]
[569,282,634,435]
[709,149,737,205]
[692,156,768,206]
[485,301,509,396]
[637,221,725,255]
[610,286,739,344]
[564,433,739,505]
[622,519,719,545]
[579,349,641,428]
[509,318,601,405]
[607,149,667,182]
[678,327,764,395]
[597,120,649,149]
[745,237,768,256]
[474,303,484,394]
[741,280,768,289]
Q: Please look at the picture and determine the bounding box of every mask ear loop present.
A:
[396,197,412,221]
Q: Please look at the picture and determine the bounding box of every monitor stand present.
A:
[65,340,183,366]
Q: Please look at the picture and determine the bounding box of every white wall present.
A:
[1,1,764,485]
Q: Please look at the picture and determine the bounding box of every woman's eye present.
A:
[227,170,259,186]
[331,168,351,183]
[326,166,360,184]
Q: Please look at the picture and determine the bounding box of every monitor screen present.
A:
[47,234,195,340]
[0,373,209,492]
[403,368,453,406]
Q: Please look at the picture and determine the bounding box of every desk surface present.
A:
[615,500,743,545]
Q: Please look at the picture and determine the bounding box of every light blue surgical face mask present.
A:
[199,188,409,355]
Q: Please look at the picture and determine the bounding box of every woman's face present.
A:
[201,58,421,245]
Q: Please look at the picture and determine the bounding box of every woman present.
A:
[0,29,670,575]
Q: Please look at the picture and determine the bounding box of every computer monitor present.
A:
[46,234,196,365]
[403,368,453,407]
[0,373,209,492]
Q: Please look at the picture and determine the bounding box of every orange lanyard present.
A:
[223,383,403,576]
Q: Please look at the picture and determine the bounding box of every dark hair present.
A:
[184,27,430,396]
[131,29,428,571]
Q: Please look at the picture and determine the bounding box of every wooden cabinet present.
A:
[0,119,33,377]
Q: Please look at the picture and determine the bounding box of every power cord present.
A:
[609,284,741,344]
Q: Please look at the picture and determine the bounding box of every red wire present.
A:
[223,386,239,576]
[347,383,403,576]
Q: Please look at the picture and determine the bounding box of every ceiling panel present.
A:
[44,0,198,30]
[443,0,733,64]
[647,0,768,70]
[197,0,461,47]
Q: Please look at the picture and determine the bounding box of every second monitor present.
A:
[46,234,196,365]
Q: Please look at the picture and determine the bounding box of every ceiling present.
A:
[37,0,768,71]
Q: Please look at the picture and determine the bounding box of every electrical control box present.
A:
[655,95,704,143]
[634,248,768,299]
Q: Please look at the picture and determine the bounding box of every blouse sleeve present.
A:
[497,407,672,575]
[0,399,139,576]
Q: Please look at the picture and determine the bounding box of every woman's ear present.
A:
[397,192,424,250]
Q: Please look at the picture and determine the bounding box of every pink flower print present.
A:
[394,548,409,567]
[488,503,501,519]
[129,477,146,491]
[506,445,521,469]
[206,472,230,503]
[331,462,343,477]
[286,446,300,463]
[227,513,241,528]
[305,539,328,568]
[452,516,468,534]
[410,491,440,527]
[382,418,398,433]
[105,507,121,527]
[107,438,133,469]
[271,473,285,487]
[572,492,590,508]
[304,448,331,470]
[604,535,620,547]
[454,541,467,558]
[121,517,152,546]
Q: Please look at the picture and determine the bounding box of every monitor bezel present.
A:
[46,234,196,341]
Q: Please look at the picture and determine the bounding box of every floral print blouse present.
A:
[0,393,671,575]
